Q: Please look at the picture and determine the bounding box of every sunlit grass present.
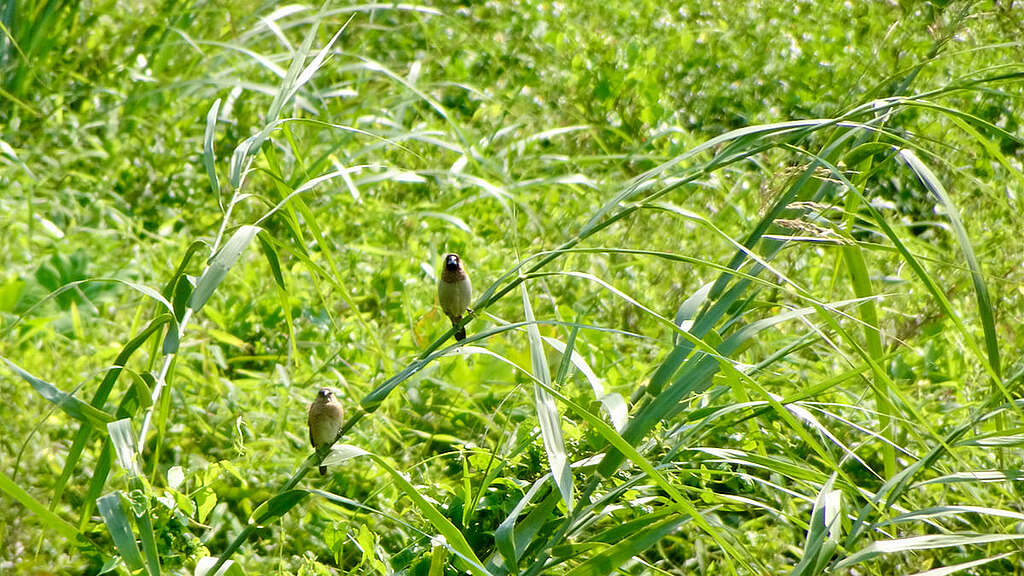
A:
[2,1,1023,575]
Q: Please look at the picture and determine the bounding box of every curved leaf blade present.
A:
[189,225,261,313]
[521,283,573,514]
[2,357,114,427]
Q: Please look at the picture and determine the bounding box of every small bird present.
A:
[307,387,344,475]
[438,253,472,341]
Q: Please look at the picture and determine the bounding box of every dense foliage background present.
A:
[2,1,1023,574]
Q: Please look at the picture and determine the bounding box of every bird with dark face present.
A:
[438,253,472,341]
[307,387,344,475]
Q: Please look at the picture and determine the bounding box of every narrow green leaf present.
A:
[544,335,627,431]
[600,299,844,479]
[532,370,756,572]
[204,99,222,201]
[591,509,680,545]
[250,490,309,526]
[835,534,1024,571]
[906,552,1015,576]
[2,357,114,427]
[521,283,573,513]
[257,232,286,290]
[877,505,1024,526]
[672,281,712,346]
[189,225,261,313]
[162,326,180,355]
[160,241,206,300]
[916,469,1024,486]
[97,492,145,572]
[841,192,895,477]
[790,477,841,576]
[53,314,172,510]
[367,454,492,576]
[899,148,1000,378]
[266,12,321,126]
[0,469,80,542]
[553,324,578,387]
[564,514,684,576]
[495,474,550,571]
[136,506,162,576]
[81,442,114,528]
[172,275,192,321]
[285,21,350,116]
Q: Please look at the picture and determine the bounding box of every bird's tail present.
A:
[319,465,327,475]
[452,316,467,341]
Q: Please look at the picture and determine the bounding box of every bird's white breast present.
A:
[439,276,472,316]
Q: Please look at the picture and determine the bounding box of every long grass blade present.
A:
[521,283,574,514]
[898,148,1001,379]
[0,470,80,542]
[188,225,261,313]
[564,514,685,576]
[835,533,1024,571]
[2,357,114,427]
[97,492,146,573]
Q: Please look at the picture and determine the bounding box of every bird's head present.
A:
[444,253,461,272]
[317,388,334,400]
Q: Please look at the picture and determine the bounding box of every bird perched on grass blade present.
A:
[438,253,472,341]
[307,387,343,475]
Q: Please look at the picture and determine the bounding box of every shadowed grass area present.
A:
[2,1,1023,575]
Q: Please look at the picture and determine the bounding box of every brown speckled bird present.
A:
[307,387,344,475]
[438,253,472,341]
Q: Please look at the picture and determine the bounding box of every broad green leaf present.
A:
[107,419,140,478]
[250,490,309,526]
[320,443,369,468]
[196,487,218,524]
[189,225,261,313]
[97,492,145,572]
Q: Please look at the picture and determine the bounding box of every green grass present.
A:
[2,1,1024,574]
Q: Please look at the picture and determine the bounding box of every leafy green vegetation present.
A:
[2,1,1023,574]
